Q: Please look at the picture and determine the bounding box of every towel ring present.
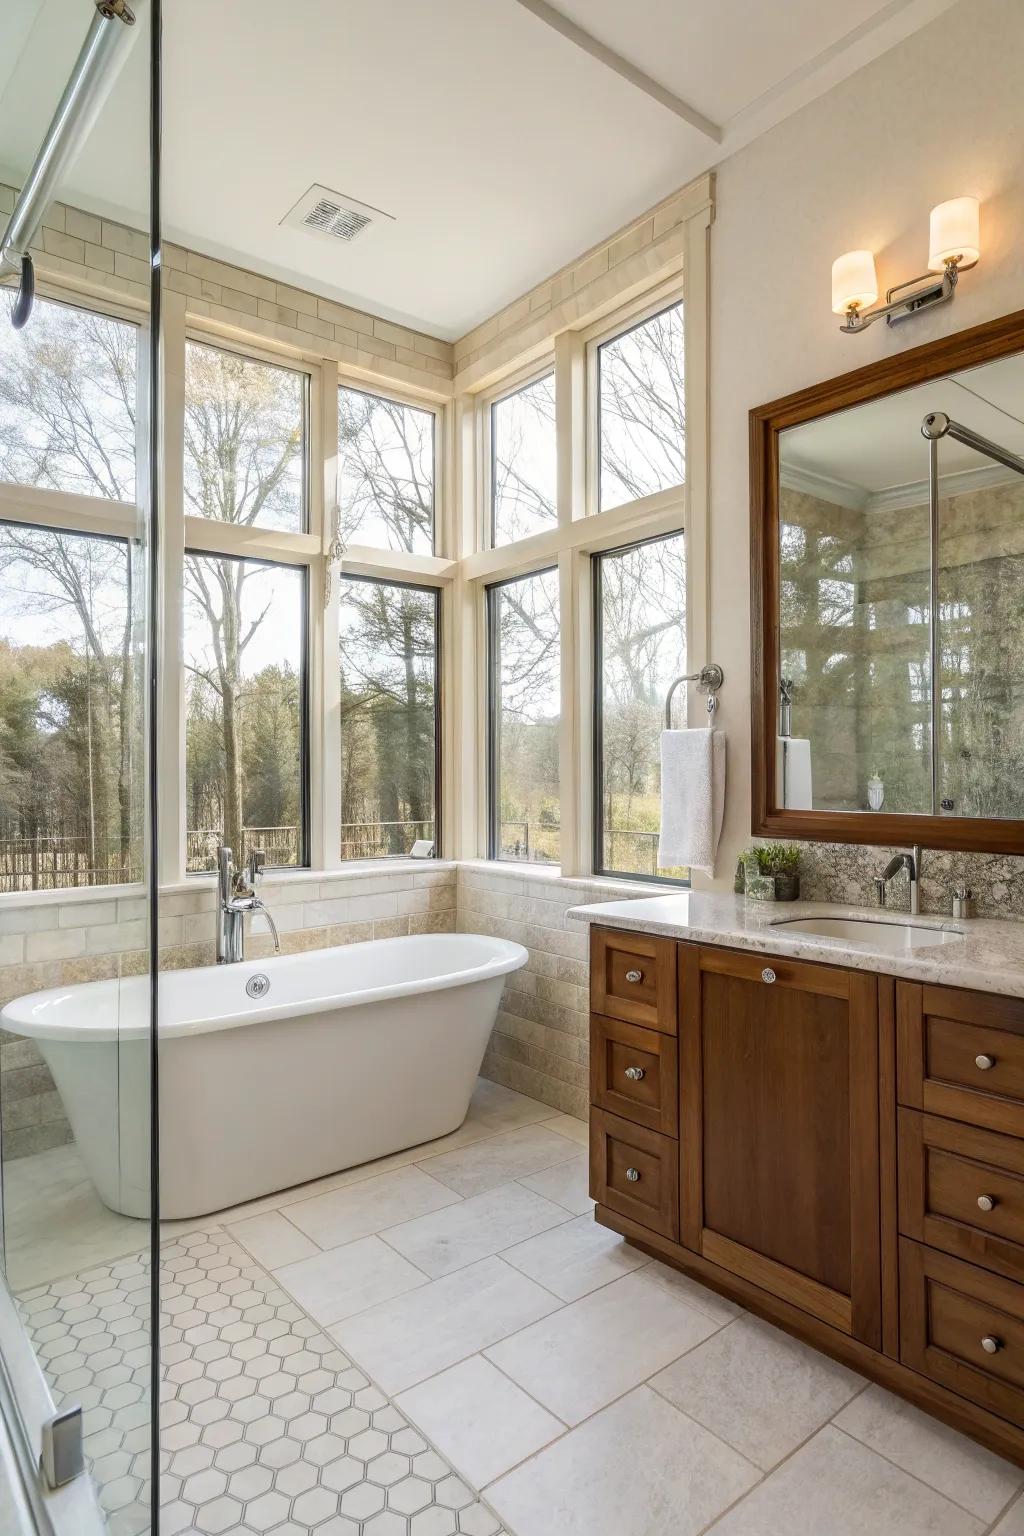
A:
[664,664,724,729]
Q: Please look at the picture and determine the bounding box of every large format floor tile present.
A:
[834,1384,1024,1523]
[710,1425,985,1536]
[485,1266,726,1424]
[651,1314,864,1470]
[331,1255,561,1395]
[467,1080,557,1132]
[396,1356,564,1488]
[383,1181,568,1277]
[227,1209,319,1269]
[421,1125,582,1198]
[274,1234,428,1325]
[487,1385,759,1536]
[518,1154,594,1215]
[285,1164,462,1249]
[502,1211,648,1301]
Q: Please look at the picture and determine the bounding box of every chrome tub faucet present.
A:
[874,846,921,916]
[216,845,281,964]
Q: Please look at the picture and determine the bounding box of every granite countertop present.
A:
[567,890,1024,999]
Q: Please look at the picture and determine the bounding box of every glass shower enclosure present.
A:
[0,1,160,1531]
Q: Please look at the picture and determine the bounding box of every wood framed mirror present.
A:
[751,307,1024,853]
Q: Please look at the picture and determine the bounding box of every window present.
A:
[491,373,557,546]
[0,523,141,892]
[181,340,312,875]
[338,577,439,859]
[0,291,137,500]
[594,534,687,881]
[487,568,561,863]
[184,341,307,532]
[338,386,435,554]
[184,554,307,872]
[597,302,684,511]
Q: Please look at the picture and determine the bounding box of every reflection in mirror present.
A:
[777,351,1024,822]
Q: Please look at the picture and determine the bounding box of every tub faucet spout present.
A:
[216,845,279,962]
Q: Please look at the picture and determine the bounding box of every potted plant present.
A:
[758,842,801,901]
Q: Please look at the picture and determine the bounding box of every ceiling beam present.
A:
[511,0,722,143]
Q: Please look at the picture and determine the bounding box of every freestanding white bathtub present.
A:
[1,933,527,1219]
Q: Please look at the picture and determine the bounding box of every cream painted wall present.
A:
[705,0,1024,887]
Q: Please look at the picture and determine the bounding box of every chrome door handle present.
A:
[981,1335,1003,1354]
[977,1194,998,1212]
[624,969,644,984]
[625,1167,640,1183]
[624,1066,646,1082]
[976,1054,996,1070]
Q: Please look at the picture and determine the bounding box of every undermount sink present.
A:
[770,916,964,953]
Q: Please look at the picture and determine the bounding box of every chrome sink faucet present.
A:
[874,846,921,916]
[216,845,281,964]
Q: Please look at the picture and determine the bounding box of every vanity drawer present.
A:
[897,984,1024,1138]
[590,928,677,1034]
[900,1239,1024,1425]
[590,1015,678,1137]
[899,1111,1024,1283]
[590,1108,679,1241]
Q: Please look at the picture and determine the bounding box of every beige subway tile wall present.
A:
[0,183,454,392]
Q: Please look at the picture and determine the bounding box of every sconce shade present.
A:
[928,196,980,271]
[831,250,879,314]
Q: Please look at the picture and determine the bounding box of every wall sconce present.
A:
[831,196,980,334]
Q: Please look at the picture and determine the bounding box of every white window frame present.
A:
[0,178,710,902]
[480,358,557,553]
[453,187,711,881]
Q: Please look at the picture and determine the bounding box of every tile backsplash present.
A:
[772,840,1024,919]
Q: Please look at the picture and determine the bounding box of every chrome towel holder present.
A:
[664,664,724,729]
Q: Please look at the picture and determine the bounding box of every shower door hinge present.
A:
[40,1405,84,1489]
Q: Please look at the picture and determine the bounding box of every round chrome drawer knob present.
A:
[976,1054,996,1071]
[981,1335,1003,1355]
[762,968,776,984]
[625,1167,641,1183]
[624,1066,646,1082]
[977,1194,998,1213]
[625,969,644,984]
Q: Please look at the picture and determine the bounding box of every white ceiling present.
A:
[0,0,958,339]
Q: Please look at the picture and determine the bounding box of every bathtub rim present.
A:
[0,932,528,1043]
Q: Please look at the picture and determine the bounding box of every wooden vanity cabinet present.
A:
[589,926,1024,1466]
[679,943,881,1347]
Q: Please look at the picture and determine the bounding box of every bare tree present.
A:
[599,305,685,508]
[338,389,434,554]
[492,376,556,543]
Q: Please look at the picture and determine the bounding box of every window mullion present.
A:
[318,358,341,871]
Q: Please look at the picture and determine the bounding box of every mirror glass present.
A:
[777,351,1024,820]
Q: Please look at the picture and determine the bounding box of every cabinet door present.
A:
[680,943,881,1347]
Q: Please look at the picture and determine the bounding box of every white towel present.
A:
[776,737,813,810]
[658,728,727,874]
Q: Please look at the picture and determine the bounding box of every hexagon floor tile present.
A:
[19,1229,508,1536]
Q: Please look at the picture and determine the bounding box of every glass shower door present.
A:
[0,0,159,1530]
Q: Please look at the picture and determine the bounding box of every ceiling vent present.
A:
[281,185,394,246]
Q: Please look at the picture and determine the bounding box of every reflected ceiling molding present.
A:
[866,461,1022,514]
[510,0,722,142]
[779,461,868,511]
